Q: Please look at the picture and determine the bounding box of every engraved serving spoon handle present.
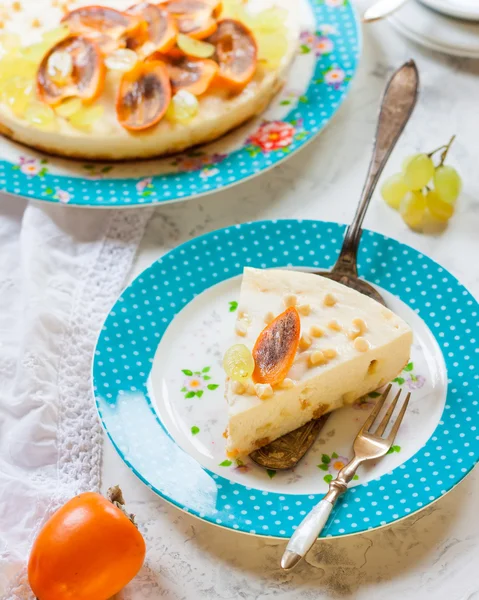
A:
[250,61,419,472]
[316,59,419,306]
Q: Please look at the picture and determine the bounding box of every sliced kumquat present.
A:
[37,35,106,106]
[208,18,257,89]
[62,5,145,52]
[126,2,177,56]
[162,0,218,39]
[252,307,300,386]
[162,54,218,95]
[116,60,171,131]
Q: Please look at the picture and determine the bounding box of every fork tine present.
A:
[374,389,402,436]
[387,392,411,444]
[360,383,392,434]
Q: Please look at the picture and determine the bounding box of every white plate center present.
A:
[149,275,447,494]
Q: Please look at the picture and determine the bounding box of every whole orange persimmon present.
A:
[28,487,146,600]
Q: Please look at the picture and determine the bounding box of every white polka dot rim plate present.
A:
[0,0,359,207]
[93,220,479,538]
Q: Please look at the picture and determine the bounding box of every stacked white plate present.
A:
[389,0,479,58]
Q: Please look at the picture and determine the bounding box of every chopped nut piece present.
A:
[245,381,256,395]
[299,333,312,351]
[310,325,324,338]
[297,303,311,316]
[32,17,41,27]
[354,337,370,352]
[264,311,275,325]
[223,428,229,439]
[309,350,326,366]
[328,319,341,332]
[349,317,367,340]
[313,403,329,418]
[231,380,246,395]
[12,1,22,11]
[353,317,367,332]
[279,378,294,389]
[324,293,337,307]
[323,348,337,359]
[283,293,297,307]
[235,320,248,337]
[255,383,273,399]
[238,311,251,323]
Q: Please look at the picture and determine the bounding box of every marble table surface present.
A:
[102,3,479,598]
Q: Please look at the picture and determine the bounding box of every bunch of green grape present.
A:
[381,136,461,231]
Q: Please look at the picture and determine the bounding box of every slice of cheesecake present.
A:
[224,268,413,458]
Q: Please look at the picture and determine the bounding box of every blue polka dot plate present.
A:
[93,220,479,538]
[0,0,359,207]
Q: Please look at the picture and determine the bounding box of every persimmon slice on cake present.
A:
[223,268,413,458]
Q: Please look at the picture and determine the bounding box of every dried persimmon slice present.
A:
[161,54,218,95]
[252,307,300,386]
[116,60,171,131]
[208,18,257,89]
[37,35,106,106]
[162,0,218,39]
[62,5,144,52]
[126,3,177,55]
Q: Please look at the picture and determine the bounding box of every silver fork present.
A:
[281,384,411,570]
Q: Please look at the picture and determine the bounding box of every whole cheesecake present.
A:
[224,268,413,458]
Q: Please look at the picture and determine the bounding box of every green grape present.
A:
[223,344,255,382]
[69,104,104,132]
[402,153,434,190]
[24,101,57,131]
[433,165,461,204]
[256,30,288,68]
[166,90,199,124]
[399,190,426,229]
[1,77,34,117]
[55,97,83,118]
[381,173,408,210]
[426,189,454,221]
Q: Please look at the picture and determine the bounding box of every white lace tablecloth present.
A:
[0,196,152,599]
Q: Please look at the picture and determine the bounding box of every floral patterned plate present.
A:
[0,0,359,207]
[93,220,479,538]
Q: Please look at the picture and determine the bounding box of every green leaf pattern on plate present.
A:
[181,367,220,398]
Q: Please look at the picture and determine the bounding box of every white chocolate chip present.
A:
[328,319,342,332]
[264,311,275,325]
[297,303,311,316]
[309,350,326,366]
[323,348,337,359]
[231,380,246,395]
[283,293,297,307]
[354,337,370,352]
[255,383,274,399]
[280,378,294,389]
[324,293,337,307]
[310,325,324,338]
[299,333,312,350]
[235,320,248,337]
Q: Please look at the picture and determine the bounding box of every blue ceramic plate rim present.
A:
[93,219,479,538]
[0,0,361,207]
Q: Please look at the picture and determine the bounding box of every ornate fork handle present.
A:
[281,456,363,569]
